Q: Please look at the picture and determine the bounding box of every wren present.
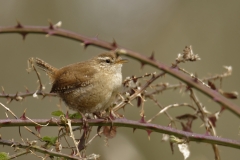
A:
[35,52,127,115]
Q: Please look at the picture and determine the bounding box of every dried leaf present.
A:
[103,126,117,139]
[222,91,238,99]
[208,81,216,90]
[208,116,217,127]
[176,114,197,120]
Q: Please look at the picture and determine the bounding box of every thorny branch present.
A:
[1,119,240,150]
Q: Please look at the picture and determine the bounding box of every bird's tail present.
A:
[35,58,57,78]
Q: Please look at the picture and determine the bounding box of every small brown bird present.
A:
[35,52,127,115]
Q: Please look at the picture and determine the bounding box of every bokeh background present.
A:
[1,1,240,160]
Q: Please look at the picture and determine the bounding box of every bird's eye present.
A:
[105,59,111,63]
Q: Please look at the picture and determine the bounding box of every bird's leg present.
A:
[93,110,115,132]
[93,112,102,119]
[78,112,89,129]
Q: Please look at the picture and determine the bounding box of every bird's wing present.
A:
[50,62,96,93]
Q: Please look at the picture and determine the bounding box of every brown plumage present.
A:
[35,52,127,114]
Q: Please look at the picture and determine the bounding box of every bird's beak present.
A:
[116,59,128,64]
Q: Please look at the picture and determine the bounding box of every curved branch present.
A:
[1,118,240,150]
[0,25,240,118]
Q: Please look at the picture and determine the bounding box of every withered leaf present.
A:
[208,81,217,90]
[222,91,238,99]
[103,126,117,139]
[176,114,197,120]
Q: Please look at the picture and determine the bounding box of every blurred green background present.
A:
[1,0,240,160]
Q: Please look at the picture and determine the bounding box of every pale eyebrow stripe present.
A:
[97,57,110,60]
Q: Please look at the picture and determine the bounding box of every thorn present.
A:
[41,94,47,100]
[19,32,28,40]
[14,91,18,98]
[20,109,27,120]
[118,93,125,101]
[48,20,54,30]
[93,34,99,40]
[83,41,90,49]
[15,20,23,28]
[133,128,136,133]
[185,85,191,92]
[139,114,146,123]
[140,61,146,69]
[6,98,13,104]
[205,131,211,136]
[126,100,134,106]
[146,130,152,140]
[220,106,226,113]
[149,51,155,61]
[193,73,198,83]
[1,86,5,94]
[35,126,42,134]
[111,38,118,48]
[24,86,29,93]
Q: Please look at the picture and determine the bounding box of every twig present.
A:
[147,103,196,123]
[66,119,81,158]
[85,131,103,146]
[0,103,42,141]
[189,89,220,160]
[0,91,57,100]
[28,58,44,91]
[148,96,174,122]
[113,72,165,111]
[8,150,30,159]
